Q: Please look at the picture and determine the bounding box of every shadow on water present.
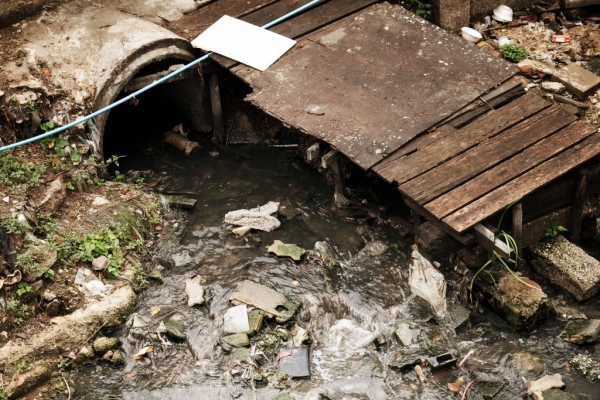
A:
[73,135,600,399]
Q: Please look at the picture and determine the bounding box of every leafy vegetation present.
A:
[6,299,29,325]
[470,199,535,290]
[500,44,528,63]
[545,221,568,238]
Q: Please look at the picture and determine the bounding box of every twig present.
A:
[84,322,107,344]
[62,374,72,400]
[461,380,474,400]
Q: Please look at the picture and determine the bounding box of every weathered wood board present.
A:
[247,3,519,169]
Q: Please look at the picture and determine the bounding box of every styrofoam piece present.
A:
[223,304,250,333]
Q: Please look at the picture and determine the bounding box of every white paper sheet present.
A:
[191,15,296,71]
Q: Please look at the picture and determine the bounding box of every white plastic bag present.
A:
[408,245,447,319]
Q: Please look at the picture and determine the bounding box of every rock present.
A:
[223,305,250,334]
[541,81,565,93]
[4,363,52,399]
[221,333,250,348]
[327,319,375,356]
[0,91,4,98]
[229,280,298,323]
[247,309,264,336]
[224,201,280,232]
[92,196,110,207]
[507,351,547,380]
[395,323,420,346]
[45,299,62,316]
[110,349,125,364]
[93,337,120,353]
[415,221,461,258]
[163,313,186,340]
[549,298,587,321]
[78,345,95,360]
[448,302,470,329]
[518,59,557,76]
[528,235,600,302]
[291,323,311,347]
[552,63,600,98]
[92,255,109,271]
[232,226,251,237]
[83,280,107,297]
[171,250,193,267]
[267,240,306,261]
[14,91,37,105]
[523,373,565,395]
[42,290,57,302]
[102,350,114,361]
[475,271,548,332]
[313,241,340,268]
[31,280,43,292]
[570,353,600,381]
[278,347,310,378]
[22,244,58,282]
[560,319,600,344]
[542,389,576,400]
[29,178,66,214]
[185,275,205,307]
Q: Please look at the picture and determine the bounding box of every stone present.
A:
[45,299,61,316]
[278,347,310,378]
[92,255,109,271]
[78,345,95,360]
[110,349,125,364]
[560,319,600,344]
[395,323,420,346]
[541,81,565,93]
[42,290,57,302]
[29,178,66,214]
[542,389,576,400]
[506,351,547,380]
[518,59,557,76]
[267,240,306,261]
[291,323,311,347]
[389,351,421,370]
[221,333,250,348]
[93,337,120,353]
[552,63,600,98]
[448,301,470,329]
[570,353,600,381]
[102,350,114,361]
[163,313,186,340]
[92,196,110,207]
[22,244,58,282]
[247,309,264,336]
[523,373,565,395]
[313,241,340,268]
[229,280,298,323]
[224,201,280,232]
[171,250,193,267]
[232,226,251,237]
[14,91,37,105]
[185,275,205,307]
[528,235,600,302]
[475,271,548,332]
[549,298,587,321]
[30,280,43,292]
[415,221,461,258]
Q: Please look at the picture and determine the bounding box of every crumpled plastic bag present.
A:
[408,245,447,319]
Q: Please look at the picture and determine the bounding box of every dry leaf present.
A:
[447,377,464,392]
[134,345,153,360]
[150,306,161,315]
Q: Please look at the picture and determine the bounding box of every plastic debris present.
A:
[408,245,447,319]
[224,201,280,232]
[185,275,205,307]
[223,305,251,333]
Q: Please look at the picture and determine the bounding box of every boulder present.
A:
[528,236,600,302]
[28,178,66,214]
[22,243,57,282]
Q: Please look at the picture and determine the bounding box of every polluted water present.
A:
[73,135,600,399]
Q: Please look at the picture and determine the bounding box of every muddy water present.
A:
[75,138,600,399]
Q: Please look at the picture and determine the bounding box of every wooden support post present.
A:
[570,169,589,244]
[512,202,523,262]
[208,73,225,145]
[474,223,511,259]
[321,150,349,207]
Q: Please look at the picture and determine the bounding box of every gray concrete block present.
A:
[552,63,600,98]
[528,235,600,302]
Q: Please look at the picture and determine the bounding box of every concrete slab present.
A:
[528,235,600,302]
[552,63,600,98]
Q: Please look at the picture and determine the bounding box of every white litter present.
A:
[224,201,280,232]
[408,245,447,319]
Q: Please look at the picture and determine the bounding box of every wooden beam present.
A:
[404,199,475,245]
[321,150,350,207]
[208,73,225,145]
[474,223,510,259]
[512,202,523,261]
[570,169,589,244]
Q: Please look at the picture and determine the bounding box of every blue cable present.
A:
[0,0,322,153]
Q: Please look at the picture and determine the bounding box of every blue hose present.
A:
[0,0,322,153]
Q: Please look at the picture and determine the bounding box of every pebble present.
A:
[93,337,120,353]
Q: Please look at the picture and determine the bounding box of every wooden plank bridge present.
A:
[167,0,600,251]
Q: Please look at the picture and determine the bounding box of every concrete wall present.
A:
[0,0,72,28]
[432,0,535,32]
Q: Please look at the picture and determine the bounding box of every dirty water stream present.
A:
[74,136,600,399]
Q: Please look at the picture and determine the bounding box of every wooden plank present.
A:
[474,223,510,259]
[217,0,380,72]
[401,105,575,204]
[373,124,457,175]
[442,128,600,232]
[168,0,279,40]
[248,3,520,169]
[440,76,524,128]
[404,199,475,245]
[377,92,550,185]
[426,120,597,220]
